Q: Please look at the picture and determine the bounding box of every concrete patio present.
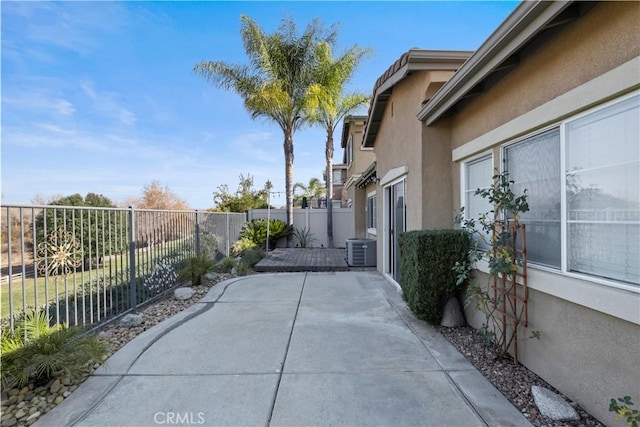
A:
[36,271,531,427]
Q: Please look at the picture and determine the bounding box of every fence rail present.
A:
[1,205,246,331]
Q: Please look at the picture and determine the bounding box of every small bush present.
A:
[178,255,215,286]
[1,310,107,389]
[239,219,293,250]
[231,237,257,256]
[398,229,470,324]
[293,227,316,248]
[213,256,237,273]
[240,248,264,268]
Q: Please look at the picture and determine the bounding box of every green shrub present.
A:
[398,229,470,324]
[239,219,293,250]
[213,256,237,273]
[1,310,107,389]
[178,255,215,286]
[231,237,257,256]
[240,248,264,268]
[293,227,316,248]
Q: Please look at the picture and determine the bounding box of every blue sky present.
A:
[1,1,518,209]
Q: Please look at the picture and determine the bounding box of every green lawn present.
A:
[1,243,196,321]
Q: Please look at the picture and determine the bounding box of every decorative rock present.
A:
[441,296,466,327]
[204,272,219,281]
[60,377,71,386]
[120,313,143,327]
[7,396,18,405]
[174,287,195,301]
[62,392,71,398]
[49,379,62,394]
[531,386,580,421]
[53,396,64,405]
[19,387,29,395]
[26,412,40,423]
[14,409,26,420]
[7,390,18,397]
[1,417,17,427]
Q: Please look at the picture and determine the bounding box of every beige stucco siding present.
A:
[374,72,430,233]
[450,1,640,149]
[442,3,640,424]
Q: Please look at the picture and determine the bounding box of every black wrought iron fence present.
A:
[1,205,246,330]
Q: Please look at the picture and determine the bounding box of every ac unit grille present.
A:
[345,239,376,267]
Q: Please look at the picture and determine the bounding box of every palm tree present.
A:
[194,15,337,246]
[306,42,370,248]
[294,177,326,206]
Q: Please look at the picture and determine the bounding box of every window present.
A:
[366,193,377,232]
[505,128,562,268]
[463,154,493,249]
[565,95,639,284]
[503,94,639,285]
[346,135,354,166]
[333,169,344,185]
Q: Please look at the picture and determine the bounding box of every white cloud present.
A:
[80,80,137,126]
[229,130,281,164]
[2,93,75,116]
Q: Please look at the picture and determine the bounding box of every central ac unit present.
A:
[345,238,377,267]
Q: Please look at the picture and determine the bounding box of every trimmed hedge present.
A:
[398,229,470,324]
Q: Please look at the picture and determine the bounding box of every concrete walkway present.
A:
[36,272,531,427]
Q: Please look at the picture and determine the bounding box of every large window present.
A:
[463,154,493,249]
[565,96,639,284]
[505,128,562,268]
[366,193,377,232]
[503,94,639,285]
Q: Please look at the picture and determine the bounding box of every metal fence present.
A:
[1,205,246,331]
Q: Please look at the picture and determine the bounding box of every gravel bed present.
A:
[0,274,231,427]
[437,325,606,427]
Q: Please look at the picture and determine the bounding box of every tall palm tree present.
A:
[307,42,370,248]
[194,15,337,246]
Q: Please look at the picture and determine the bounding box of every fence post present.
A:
[195,210,200,256]
[226,213,230,256]
[128,207,137,311]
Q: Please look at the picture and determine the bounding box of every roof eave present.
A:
[362,49,472,148]
[417,1,574,125]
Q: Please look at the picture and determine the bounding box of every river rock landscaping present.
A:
[438,325,605,427]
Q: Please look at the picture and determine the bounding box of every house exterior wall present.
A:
[432,3,640,424]
[342,117,375,239]
[449,1,640,149]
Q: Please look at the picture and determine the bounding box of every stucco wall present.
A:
[374,71,430,233]
[443,3,640,425]
[464,275,639,427]
[450,1,640,149]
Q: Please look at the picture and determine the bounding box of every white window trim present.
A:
[489,93,640,324]
[382,175,407,291]
[367,190,377,236]
[460,151,494,221]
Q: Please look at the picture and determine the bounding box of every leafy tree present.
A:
[128,181,188,210]
[306,41,370,247]
[194,15,339,246]
[294,177,325,204]
[212,174,272,213]
[34,193,126,265]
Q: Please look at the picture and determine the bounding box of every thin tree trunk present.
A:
[326,128,334,248]
[284,131,294,247]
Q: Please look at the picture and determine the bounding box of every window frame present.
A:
[500,92,639,291]
[460,152,494,250]
[366,191,377,235]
